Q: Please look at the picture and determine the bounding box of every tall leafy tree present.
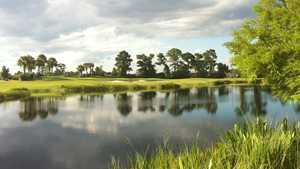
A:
[77,65,84,77]
[83,63,94,75]
[193,53,206,76]
[156,53,170,78]
[47,57,58,73]
[136,54,156,77]
[203,49,217,75]
[56,63,66,74]
[36,54,47,74]
[0,66,10,80]
[26,55,36,73]
[95,66,105,76]
[17,56,28,73]
[217,63,229,78]
[175,61,190,78]
[114,50,133,77]
[17,55,35,73]
[225,0,300,99]
[166,48,182,73]
[181,52,195,70]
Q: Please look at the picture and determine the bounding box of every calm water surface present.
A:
[0,85,299,169]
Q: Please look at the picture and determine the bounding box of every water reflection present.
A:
[1,85,300,169]
[114,93,133,116]
[138,91,157,112]
[251,86,267,116]
[19,97,61,121]
[16,86,300,122]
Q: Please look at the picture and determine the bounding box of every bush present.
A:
[0,93,4,102]
[131,84,147,91]
[159,83,181,90]
[18,73,41,81]
[3,88,31,101]
[110,85,129,92]
[82,86,109,93]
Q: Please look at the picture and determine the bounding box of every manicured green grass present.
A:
[0,77,255,101]
[112,119,300,169]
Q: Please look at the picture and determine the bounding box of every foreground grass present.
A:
[112,119,300,169]
[0,77,255,102]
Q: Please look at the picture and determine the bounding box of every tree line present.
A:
[0,48,232,81]
[110,48,230,78]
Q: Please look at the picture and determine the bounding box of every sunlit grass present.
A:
[112,119,300,169]
[0,77,253,101]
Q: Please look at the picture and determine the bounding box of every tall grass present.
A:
[112,119,300,169]
[0,88,31,102]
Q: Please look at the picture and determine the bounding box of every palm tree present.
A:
[89,63,95,75]
[26,55,36,73]
[83,63,94,75]
[47,57,58,73]
[56,63,66,74]
[36,54,47,74]
[77,65,84,77]
[17,56,27,73]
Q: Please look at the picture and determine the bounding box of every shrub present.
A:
[4,88,31,101]
[131,85,147,91]
[159,83,181,90]
[110,85,129,92]
[82,86,110,93]
[0,93,4,102]
[18,73,41,81]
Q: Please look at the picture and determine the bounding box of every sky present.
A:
[0,0,258,72]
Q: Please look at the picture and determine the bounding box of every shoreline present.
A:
[0,77,260,102]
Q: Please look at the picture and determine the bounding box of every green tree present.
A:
[56,63,66,75]
[0,66,10,80]
[114,50,133,77]
[36,54,47,74]
[175,61,190,78]
[203,49,217,75]
[17,56,28,73]
[181,52,195,70]
[112,67,118,77]
[95,66,105,76]
[136,54,156,77]
[156,53,170,78]
[77,65,85,77]
[225,0,300,98]
[83,63,94,75]
[17,55,35,73]
[193,53,206,76]
[217,63,229,78]
[166,48,182,73]
[47,57,58,73]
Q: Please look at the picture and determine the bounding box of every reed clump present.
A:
[112,119,300,169]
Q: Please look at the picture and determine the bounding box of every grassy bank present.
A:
[0,77,257,102]
[112,119,300,169]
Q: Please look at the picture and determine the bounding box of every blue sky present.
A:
[0,0,257,72]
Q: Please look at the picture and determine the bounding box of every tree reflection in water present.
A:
[114,93,133,117]
[17,86,298,121]
[19,97,61,121]
[138,91,157,112]
[251,86,267,116]
[235,86,249,116]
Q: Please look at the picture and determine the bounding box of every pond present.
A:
[0,85,299,169]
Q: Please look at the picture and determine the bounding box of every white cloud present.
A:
[0,0,258,72]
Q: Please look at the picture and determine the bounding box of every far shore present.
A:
[0,77,261,102]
